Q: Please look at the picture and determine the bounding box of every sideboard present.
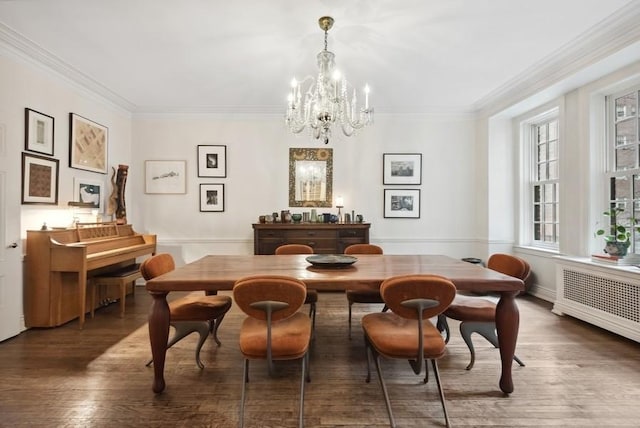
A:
[252,223,370,255]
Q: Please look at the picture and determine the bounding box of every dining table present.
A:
[145,254,524,394]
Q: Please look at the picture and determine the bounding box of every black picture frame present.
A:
[21,152,59,205]
[383,188,420,218]
[383,153,422,185]
[200,183,225,212]
[25,108,55,156]
[197,145,227,177]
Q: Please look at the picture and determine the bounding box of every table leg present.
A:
[149,291,170,393]
[495,290,519,394]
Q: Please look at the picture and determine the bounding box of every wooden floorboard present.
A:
[0,289,639,427]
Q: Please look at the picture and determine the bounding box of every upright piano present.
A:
[25,222,156,328]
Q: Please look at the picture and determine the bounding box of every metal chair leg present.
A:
[460,321,525,370]
[430,359,451,428]
[373,353,396,428]
[146,321,209,369]
[298,352,308,428]
[239,358,249,428]
[211,313,227,346]
[348,302,353,339]
[437,314,451,343]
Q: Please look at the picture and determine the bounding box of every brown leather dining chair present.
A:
[140,253,232,369]
[274,244,318,334]
[234,275,312,428]
[343,243,386,339]
[438,253,527,370]
[362,274,456,428]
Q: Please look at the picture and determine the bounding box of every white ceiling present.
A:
[0,0,637,114]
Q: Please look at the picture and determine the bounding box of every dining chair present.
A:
[362,274,456,428]
[274,244,318,334]
[233,274,312,428]
[343,243,386,339]
[140,253,232,369]
[439,253,527,370]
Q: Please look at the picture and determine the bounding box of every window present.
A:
[519,106,560,250]
[605,87,640,253]
[532,118,559,246]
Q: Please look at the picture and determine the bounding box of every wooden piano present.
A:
[25,222,156,328]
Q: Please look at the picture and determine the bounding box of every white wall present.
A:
[132,113,480,262]
[0,54,133,235]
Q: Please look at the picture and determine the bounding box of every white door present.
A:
[0,119,23,342]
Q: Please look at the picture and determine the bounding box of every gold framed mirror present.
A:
[288,148,333,207]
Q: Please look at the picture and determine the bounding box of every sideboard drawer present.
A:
[252,223,370,255]
[285,229,335,239]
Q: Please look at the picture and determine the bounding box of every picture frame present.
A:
[145,160,187,194]
[21,152,59,205]
[383,153,422,185]
[384,189,421,218]
[289,147,333,207]
[197,145,227,177]
[200,183,225,212]
[69,113,108,174]
[72,177,105,210]
[25,108,55,156]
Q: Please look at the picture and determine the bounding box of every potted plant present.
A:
[594,206,640,256]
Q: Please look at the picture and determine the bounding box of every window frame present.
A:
[519,107,560,251]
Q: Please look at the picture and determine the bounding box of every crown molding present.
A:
[0,21,136,113]
[473,1,640,115]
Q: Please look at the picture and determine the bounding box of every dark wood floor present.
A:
[1,288,639,427]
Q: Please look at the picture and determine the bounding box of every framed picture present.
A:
[73,177,105,210]
[145,160,187,194]
[69,113,108,174]
[25,108,55,156]
[289,147,333,207]
[384,189,420,218]
[197,145,227,177]
[200,183,225,212]
[383,153,422,185]
[21,152,59,205]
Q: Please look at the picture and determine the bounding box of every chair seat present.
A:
[305,289,318,304]
[170,295,233,322]
[444,294,496,323]
[362,312,446,359]
[239,312,311,360]
[346,288,383,304]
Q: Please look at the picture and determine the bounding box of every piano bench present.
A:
[90,264,142,319]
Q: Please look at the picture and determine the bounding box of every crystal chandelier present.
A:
[286,16,373,144]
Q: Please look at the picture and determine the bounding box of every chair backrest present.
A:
[344,243,383,255]
[380,274,456,320]
[275,244,314,255]
[233,275,307,322]
[140,253,175,281]
[487,253,527,280]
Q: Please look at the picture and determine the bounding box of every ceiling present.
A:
[0,0,637,115]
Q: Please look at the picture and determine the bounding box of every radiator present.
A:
[553,257,640,342]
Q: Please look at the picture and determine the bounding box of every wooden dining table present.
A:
[145,254,524,394]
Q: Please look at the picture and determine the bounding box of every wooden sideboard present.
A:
[252,223,370,255]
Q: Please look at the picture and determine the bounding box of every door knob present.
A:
[8,242,18,249]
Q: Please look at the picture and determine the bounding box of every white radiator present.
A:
[553,257,640,342]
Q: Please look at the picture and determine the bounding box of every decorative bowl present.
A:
[291,213,302,223]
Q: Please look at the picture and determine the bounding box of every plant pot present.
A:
[604,241,630,256]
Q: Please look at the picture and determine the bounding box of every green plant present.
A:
[594,206,640,243]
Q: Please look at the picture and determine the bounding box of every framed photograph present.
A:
[145,160,187,194]
[21,152,59,205]
[25,108,55,156]
[289,147,333,207]
[384,189,420,218]
[383,153,422,185]
[69,113,108,174]
[197,145,227,177]
[200,183,225,212]
[72,177,105,210]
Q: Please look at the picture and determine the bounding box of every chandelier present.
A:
[286,16,373,144]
